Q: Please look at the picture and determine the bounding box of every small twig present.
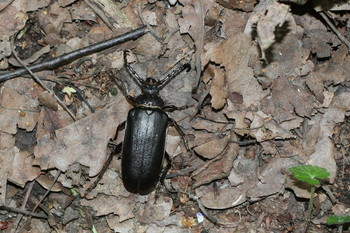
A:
[13,181,35,232]
[322,185,337,205]
[166,166,196,179]
[0,205,47,219]
[11,36,77,121]
[32,170,62,212]
[319,11,350,51]
[0,26,147,82]
[255,212,267,230]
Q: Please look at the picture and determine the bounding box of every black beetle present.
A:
[120,53,191,195]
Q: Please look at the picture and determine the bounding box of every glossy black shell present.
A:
[121,106,168,195]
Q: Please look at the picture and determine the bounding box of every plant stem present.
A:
[305,185,316,232]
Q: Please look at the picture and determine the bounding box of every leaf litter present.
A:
[0,0,349,232]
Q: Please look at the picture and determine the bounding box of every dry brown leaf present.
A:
[0,147,17,203]
[34,96,129,177]
[0,132,15,150]
[137,196,173,224]
[0,1,28,40]
[7,150,41,187]
[316,45,350,85]
[196,183,247,209]
[261,77,314,123]
[305,89,350,183]
[192,142,238,188]
[285,174,312,199]
[216,0,257,11]
[37,1,72,35]
[303,29,341,59]
[244,0,291,52]
[35,173,63,192]
[193,134,229,159]
[0,147,41,187]
[203,33,268,108]
[38,91,59,111]
[58,0,77,7]
[83,168,126,199]
[107,216,135,233]
[0,78,40,134]
[81,194,135,219]
[246,158,297,199]
[209,65,227,109]
[191,113,228,133]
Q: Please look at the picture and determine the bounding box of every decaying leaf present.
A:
[34,96,129,177]
[217,0,257,11]
[192,133,230,159]
[0,0,350,231]
[0,78,39,134]
[203,33,268,108]
[244,0,292,52]
[208,65,227,109]
[38,91,58,111]
[192,142,238,188]
[81,194,135,219]
[261,77,315,123]
[246,157,298,199]
[35,173,64,192]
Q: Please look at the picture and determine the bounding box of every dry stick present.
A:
[12,181,35,232]
[32,170,62,212]
[11,35,77,120]
[0,205,47,219]
[0,26,147,82]
[12,172,62,232]
[319,11,350,51]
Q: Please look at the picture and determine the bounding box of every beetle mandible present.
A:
[120,52,191,195]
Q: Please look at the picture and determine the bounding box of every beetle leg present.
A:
[159,151,172,186]
[125,95,137,106]
[162,105,189,112]
[168,118,190,152]
[85,140,123,193]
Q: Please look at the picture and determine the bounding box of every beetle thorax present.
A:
[135,93,164,108]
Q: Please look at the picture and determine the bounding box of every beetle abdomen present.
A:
[122,107,168,195]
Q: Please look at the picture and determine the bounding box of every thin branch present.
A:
[0,26,147,82]
[0,205,47,219]
[319,11,350,51]
[32,170,61,212]
[13,181,35,231]
[11,35,77,121]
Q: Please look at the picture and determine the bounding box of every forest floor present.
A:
[0,0,349,232]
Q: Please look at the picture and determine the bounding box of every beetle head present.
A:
[142,77,160,95]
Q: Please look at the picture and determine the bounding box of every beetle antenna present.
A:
[157,62,191,90]
[124,50,146,87]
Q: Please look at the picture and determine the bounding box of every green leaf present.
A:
[92,225,98,233]
[327,215,350,225]
[70,188,78,196]
[290,165,330,186]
